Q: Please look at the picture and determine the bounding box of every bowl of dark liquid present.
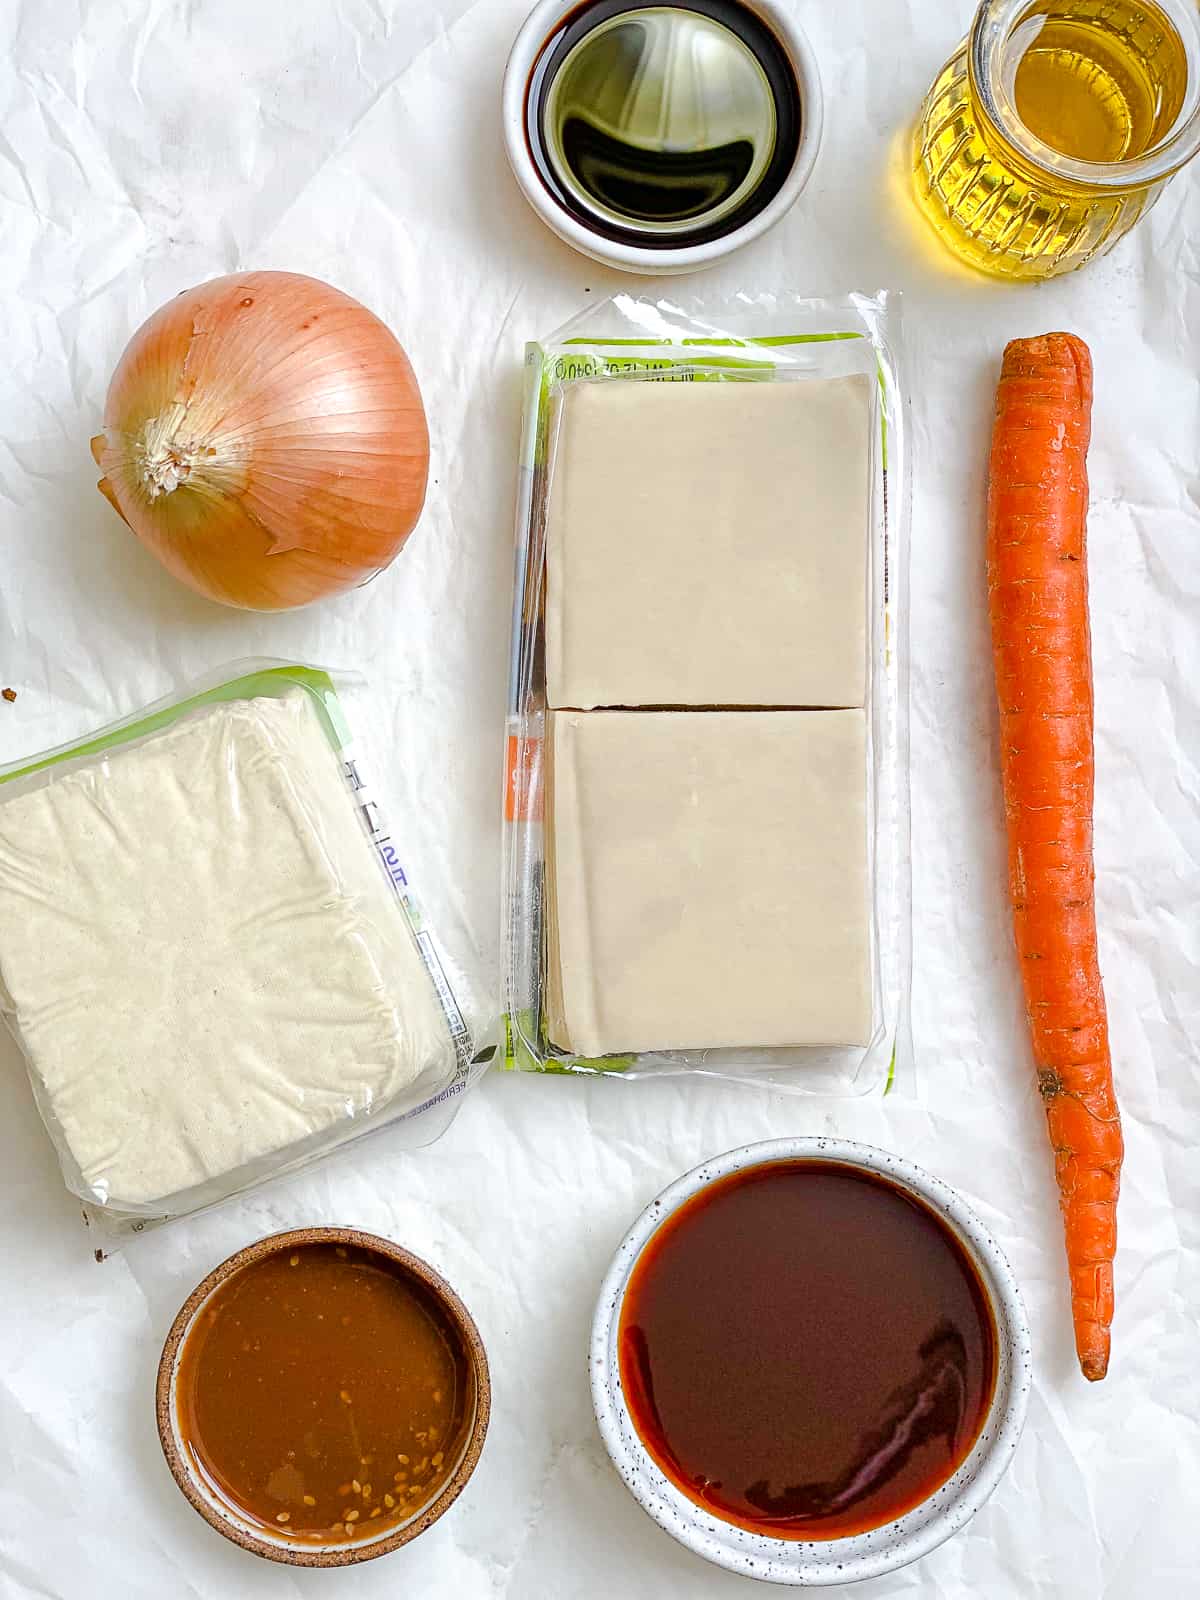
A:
[591,1138,1032,1585]
[503,1,822,273]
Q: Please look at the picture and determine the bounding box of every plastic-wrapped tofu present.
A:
[503,294,910,1096]
[545,709,873,1057]
[545,375,872,711]
[0,671,461,1227]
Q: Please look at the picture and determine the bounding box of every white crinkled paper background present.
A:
[0,1,1197,1595]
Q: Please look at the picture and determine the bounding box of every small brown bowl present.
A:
[156,1226,490,1567]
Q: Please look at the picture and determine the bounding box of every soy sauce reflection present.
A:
[559,113,756,225]
[618,1162,998,1541]
[525,0,802,249]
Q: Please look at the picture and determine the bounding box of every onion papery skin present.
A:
[92,271,430,611]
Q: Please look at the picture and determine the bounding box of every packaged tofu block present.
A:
[545,710,872,1057]
[0,663,477,1239]
[503,294,912,1096]
[545,375,871,711]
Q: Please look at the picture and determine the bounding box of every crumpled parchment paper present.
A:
[0,1,1197,1596]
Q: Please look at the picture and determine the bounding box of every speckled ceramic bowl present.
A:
[591,1138,1031,1587]
[156,1227,490,1567]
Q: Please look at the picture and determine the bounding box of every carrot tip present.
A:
[1078,1338,1110,1382]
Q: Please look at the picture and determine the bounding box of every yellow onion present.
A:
[91,271,430,610]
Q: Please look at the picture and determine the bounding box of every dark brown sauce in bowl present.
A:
[523,0,802,250]
[158,1230,489,1566]
[618,1160,998,1540]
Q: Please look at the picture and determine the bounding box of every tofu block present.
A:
[545,709,872,1056]
[545,375,871,710]
[0,692,454,1208]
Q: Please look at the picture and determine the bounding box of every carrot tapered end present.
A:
[1076,1324,1110,1382]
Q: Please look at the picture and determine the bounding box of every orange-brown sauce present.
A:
[176,1242,472,1542]
[619,1161,997,1540]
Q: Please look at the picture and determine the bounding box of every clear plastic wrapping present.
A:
[501,293,912,1095]
[0,661,484,1242]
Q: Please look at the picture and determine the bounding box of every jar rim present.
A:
[969,0,1200,189]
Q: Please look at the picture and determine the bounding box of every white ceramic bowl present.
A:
[591,1138,1032,1587]
[502,0,824,275]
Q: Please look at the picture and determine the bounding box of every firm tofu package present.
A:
[503,295,911,1096]
[0,663,479,1241]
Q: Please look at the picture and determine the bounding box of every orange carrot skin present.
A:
[987,333,1123,1382]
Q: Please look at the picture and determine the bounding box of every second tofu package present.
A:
[502,294,911,1097]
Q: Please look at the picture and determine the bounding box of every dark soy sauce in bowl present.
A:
[524,0,802,248]
[618,1160,998,1540]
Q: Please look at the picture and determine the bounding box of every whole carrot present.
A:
[986,333,1122,1382]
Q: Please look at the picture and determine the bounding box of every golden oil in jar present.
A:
[912,0,1196,280]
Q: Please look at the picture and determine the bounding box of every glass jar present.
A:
[912,0,1200,280]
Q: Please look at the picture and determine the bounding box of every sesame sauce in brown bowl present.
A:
[156,1227,490,1567]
